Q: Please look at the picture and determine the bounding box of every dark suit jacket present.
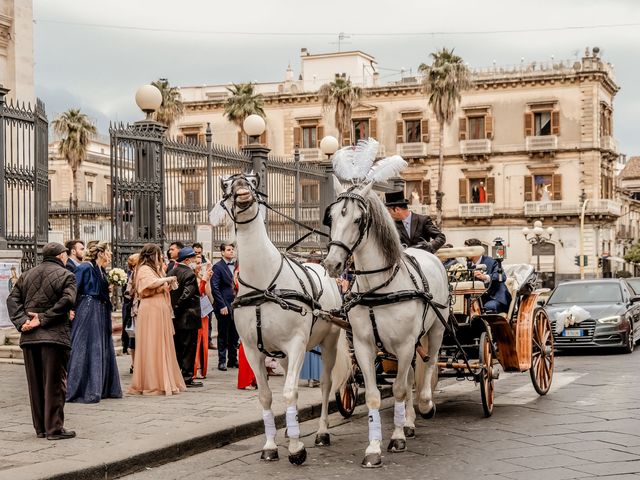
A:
[212,259,235,315]
[167,263,201,330]
[65,258,78,273]
[395,212,446,253]
[477,255,512,308]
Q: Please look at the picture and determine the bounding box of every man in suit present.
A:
[64,240,85,273]
[464,238,511,314]
[167,241,184,272]
[385,190,446,253]
[212,242,239,371]
[167,246,203,387]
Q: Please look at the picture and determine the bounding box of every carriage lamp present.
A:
[320,135,339,159]
[243,114,266,144]
[135,84,163,119]
[493,237,506,261]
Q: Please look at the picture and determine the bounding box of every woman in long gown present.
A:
[66,241,122,403]
[128,244,186,396]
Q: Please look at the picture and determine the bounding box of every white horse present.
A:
[214,172,351,465]
[323,180,448,468]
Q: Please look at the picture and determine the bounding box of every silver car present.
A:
[544,279,639,353]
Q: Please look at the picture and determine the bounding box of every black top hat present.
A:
[384,190,409,207]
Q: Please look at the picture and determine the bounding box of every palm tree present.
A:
[419,48,471,227]
[151,78,184,129]
[318,76,363,145]
[224,82,265,127]
[52,109,97,238]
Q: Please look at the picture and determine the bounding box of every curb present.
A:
[11,386,392,480]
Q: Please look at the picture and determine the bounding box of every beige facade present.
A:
[0,0,34,102]
[175,47,621,282]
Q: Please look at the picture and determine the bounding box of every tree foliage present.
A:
[224,83,265,127]
[318,76,363,144]
[624,242,640,264]
[151,78,184,129]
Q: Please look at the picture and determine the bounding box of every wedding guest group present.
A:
[212,242,239,371]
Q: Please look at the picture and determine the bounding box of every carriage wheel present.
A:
[530,308,554,395]
[479,332,494,417]
[335,374,359,418]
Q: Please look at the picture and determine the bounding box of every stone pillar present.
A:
[0,86,8,249]
[319,161,337,240]
[242,144,270,226]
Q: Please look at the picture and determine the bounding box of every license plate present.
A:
[562,329,584,337]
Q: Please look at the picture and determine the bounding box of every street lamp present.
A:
[135,84,163,120]
[523,220,555,284]
[243,114,266,144]
[320,135,339,160]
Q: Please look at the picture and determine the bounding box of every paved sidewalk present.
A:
[0,352,344,480]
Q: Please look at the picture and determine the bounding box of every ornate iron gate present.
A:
[0,88,49,270]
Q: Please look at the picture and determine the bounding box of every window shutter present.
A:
[458,117,467,141]
[422,180,431,204]
[458,178,468,204]
[524,112,533,137]
[552,174,562,200]
[486,177,495,203]
[551,110,560,135]
[396,121,404,144]
[370,118,377,140]
[485,115,493,140]
[421,119,430,143]
[316,125,324,148]
[524,175,533,201]
[293,127,301,148]
[237,131,245,148]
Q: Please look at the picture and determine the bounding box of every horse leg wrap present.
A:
[263,410,276,439]
[394,401,406,429]
[368,409,382,442]
[285,406,300,439]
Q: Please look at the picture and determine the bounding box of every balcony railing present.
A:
[409,204,432,216]
[524,199,622,217]
[600,135,618,153]
[459,203,494,218]
[460,139,492,156]
[397,142,429,157]
[525,135,558,152]
[299,148,323,162]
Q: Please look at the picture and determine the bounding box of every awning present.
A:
[604,256,626,264]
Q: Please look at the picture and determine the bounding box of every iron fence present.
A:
[48,202,111,245]
[0,89,49,271]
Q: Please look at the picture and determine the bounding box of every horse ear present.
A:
[219,175,229,191]
[332,175,346,195]
[359,181,373,197]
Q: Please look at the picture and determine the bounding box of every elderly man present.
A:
[385,190,446,253]
[7,242,77,440]
[464,238,511,314]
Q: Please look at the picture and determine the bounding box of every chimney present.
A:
[373,71,380,87]
[285,63,293,82]
[301,47,308,56]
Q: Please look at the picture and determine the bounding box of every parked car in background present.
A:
[624,277,640,296]
[543,279,639,353]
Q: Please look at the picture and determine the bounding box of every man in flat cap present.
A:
[385,190,446,253]
[6,242,77,440]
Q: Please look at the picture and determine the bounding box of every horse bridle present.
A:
[219,173,267,226]
[325,188,373,258]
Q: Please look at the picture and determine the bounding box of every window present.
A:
[353,119,369,143]
[301,182,319,203]
[87,181,94,202]
[302,126,317,149]
[534,111,552,136]
[458,178,495,204]
[600,104,613,137]
[405,180,430,205]
[534,174,553,201]
[184,133,199,143]
[468,116,486,140]
[524,174,562,201]
[405,120,421,143]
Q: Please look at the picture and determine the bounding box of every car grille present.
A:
[551,318,597,345]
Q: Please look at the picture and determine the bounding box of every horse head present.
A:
[323,180,373,277]
[217,172,262,224]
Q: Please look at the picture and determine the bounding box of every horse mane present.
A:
[363,188,404,264]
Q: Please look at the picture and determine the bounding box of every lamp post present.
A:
[241,115,268,222]
[523,220,555,286]
[243,114,266,145]
[320,135,339,160]
[319,136,340,239]
[579,189,589,279]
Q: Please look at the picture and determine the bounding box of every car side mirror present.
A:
[630,295,640,304]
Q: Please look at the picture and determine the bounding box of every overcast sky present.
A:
[33,0,640,154]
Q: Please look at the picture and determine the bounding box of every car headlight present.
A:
[597,315,622,325]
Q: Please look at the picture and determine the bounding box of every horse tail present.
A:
[331,328,353,392]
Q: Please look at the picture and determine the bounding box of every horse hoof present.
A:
[260,449,279,461]
[361,453,383,468]
[420,404,436,420]
[403,426,415,439]
[315,433,331,446]
[288,447,307,465]
[387,438,406,453]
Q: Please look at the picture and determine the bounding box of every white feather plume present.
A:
[366,155,408,183]
[332,138,378,181]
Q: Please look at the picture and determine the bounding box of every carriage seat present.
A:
[501,264,535,320]
[451,280,486,295]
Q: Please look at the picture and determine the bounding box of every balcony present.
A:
[397,142,429,157]
[460,139,492,156]
[459,203,494,218]
[600,135,618,153]
[524,199,622,217]
[525,135,558,153]
[299,148,323,162]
